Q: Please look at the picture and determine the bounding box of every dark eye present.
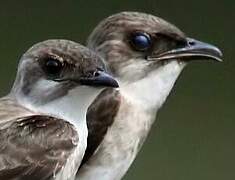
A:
[130,32,152,51]
[43,58,63,77]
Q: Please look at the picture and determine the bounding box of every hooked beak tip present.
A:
[80,71,119,88]
[186,38,223,62]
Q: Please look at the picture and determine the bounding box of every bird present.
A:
[77,12,223,180]
[0,39,119,180]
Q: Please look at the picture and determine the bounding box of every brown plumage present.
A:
[81,88,121,166]
[0,111,78,180]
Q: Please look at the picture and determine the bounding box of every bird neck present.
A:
[0,96,34,123]
[120,61,184,115]
[13,86,102,130]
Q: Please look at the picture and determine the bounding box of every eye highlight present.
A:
[130,32,152,51]
[43,58,63,77]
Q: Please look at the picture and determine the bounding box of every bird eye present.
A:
[130,32,152,51]
[43,58,63,77]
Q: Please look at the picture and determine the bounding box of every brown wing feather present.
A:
[0,115,79,180]
[80,88,121,167]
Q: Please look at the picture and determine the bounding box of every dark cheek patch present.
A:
[21,67,42,96]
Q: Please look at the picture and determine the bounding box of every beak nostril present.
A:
[188,40,196,46]
[94,71,100,77]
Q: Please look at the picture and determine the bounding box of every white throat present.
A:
[120,61,185,112]
[15,84,103,132]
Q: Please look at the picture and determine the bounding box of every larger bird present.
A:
[0,39,118,180]
[77,12,223,180]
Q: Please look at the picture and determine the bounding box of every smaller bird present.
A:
[0,39,119,180]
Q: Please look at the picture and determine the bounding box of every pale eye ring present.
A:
[130,32,152,51]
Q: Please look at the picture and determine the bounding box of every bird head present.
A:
[87,12,222,83]
[11,39,119,105]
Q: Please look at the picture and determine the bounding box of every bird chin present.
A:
[154,58,187,67]
[72,85,105,105]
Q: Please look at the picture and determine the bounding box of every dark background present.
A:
[0,1,233,179]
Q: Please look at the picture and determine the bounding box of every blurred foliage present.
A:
[0,0,234,179]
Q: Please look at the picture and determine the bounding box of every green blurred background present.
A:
[0,0,233,179]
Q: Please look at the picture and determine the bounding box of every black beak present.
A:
[148,38,223,62]
[80,71,119,88]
